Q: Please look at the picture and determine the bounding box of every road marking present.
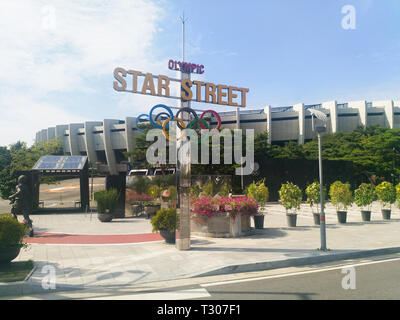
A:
[87,288,211,300]
[201,256,400,287]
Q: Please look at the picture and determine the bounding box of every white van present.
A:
[128,169,149,176]
[154,168,176,176]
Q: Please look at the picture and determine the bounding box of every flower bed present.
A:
[190,196,258,238]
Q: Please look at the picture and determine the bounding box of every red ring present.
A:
[200,110,221,131]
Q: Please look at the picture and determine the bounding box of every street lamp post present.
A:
[309,109,328,251]
[317,128,327,251]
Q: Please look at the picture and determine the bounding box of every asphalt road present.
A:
[196,254,400,300]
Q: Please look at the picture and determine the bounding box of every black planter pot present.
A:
[286,214,297,227]
[0,246,21,265]
[253,215,265,229]
[361,210,371,222]
[382,209,391,220]
[98,213,113,222]
[313,213,320,225]
[160,229,176,244]
[337,211,347,224]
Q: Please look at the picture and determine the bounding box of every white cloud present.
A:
[0,92,86,146]
[0,0,166,146]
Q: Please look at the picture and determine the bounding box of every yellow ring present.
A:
[162,117,187,141]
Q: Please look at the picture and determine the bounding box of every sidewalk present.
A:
[1,202,400,297]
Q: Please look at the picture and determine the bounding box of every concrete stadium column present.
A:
[125,117,136,160]
[40,129,48,142]
[55,125,68,138]
[264,105,272,144]
[293,103,305,145]
[68,124,84,155]
[84,121,103,167]
[103,119,119,175]
[236,107,241,129]
[55,125,68,152]
[348,100,367,128]
[47,127,56,141]
[323,101,337,133]
[373,100,394,129]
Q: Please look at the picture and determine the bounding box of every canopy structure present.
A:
[33,156,88,173]
[32,156,89,211]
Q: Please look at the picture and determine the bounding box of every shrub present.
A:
[229,196,259,217]
[201,182,214,197]
[128,176,151,195]
[305,182,326,213]
[125,189,151,203]
[0,214,27,249]
[354,183,376,211]
[151,208,177,233]
[190,185,201,198]
[191,196,258,218]
[247,180,269,207]
[396,183,400,208]
[279,182,302,215]
[94,189,119,214]
[218,184,230,197]
[148,185,161,200]
[167,185,177,202]
[375,181,396,209]
[329,181,353,211]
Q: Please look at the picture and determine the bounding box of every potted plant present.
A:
[0,214,28,264]
[396,182,400,209]
[329,181,353,224]
[94,189,119,222]
[151,207,177,244]
[354,183,376,222]
[247,180,269,229]
[305,182,326,225]
[375,181,396,220]
[279,182,302,227]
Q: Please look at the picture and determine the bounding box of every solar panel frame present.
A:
[32,156,88,171]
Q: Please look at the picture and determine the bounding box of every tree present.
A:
[0,139,63,199]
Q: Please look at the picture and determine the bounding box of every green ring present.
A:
[187,119,210,143]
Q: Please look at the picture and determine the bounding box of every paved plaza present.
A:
[1,201,400,297]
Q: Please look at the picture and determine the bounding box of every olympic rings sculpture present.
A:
[136,104,222,141]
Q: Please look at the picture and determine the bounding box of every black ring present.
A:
[175,107,198,130]
[154,112,172,124]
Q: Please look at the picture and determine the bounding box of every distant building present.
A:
[35,99,400,175]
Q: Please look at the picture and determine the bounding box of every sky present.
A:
[0,0,399,146]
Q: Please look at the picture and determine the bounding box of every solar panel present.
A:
[33,156,87,171]
[61,162,82,170]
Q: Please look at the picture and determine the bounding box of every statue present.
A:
[9,175,34,237]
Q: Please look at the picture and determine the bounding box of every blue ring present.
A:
[149,104,174,129]
[136,114,150,133]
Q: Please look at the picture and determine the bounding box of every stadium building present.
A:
[35,99,400,175]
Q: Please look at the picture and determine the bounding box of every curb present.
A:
[192,246,400,277]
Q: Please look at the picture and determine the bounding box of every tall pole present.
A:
[318,132,327,251]
[176,12,191,250]
[182,12,185,62]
